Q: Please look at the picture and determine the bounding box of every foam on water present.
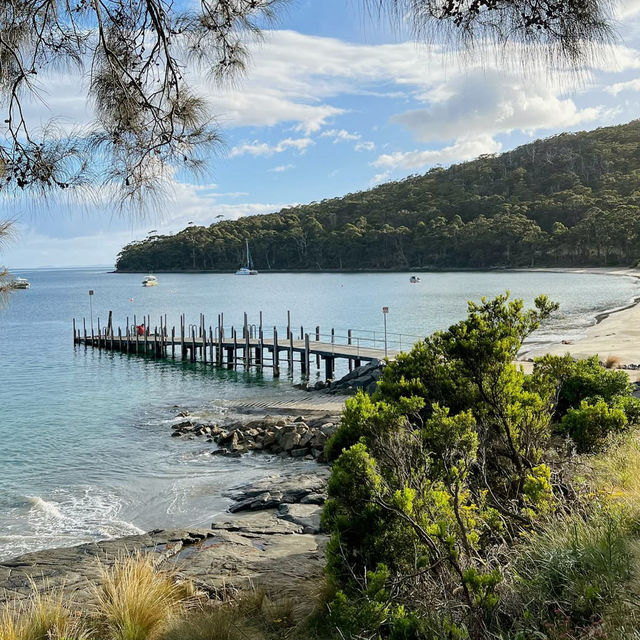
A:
[1,488,144,559]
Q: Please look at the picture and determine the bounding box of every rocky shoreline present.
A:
[0,394,350,607]
[0,469,330,606]
[171,412,340,461]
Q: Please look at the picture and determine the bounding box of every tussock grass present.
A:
[96,554,187,640]
[587,429,640,503]
[163,605,262,640]
[604,355,622,369]
[0,587,87,640]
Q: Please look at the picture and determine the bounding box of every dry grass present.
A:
[96,554,188,640]
[0,558,329,640]
[587,428,640,507]
[604,355,622,369]
[0,586,87,640]
[163,605,263,640]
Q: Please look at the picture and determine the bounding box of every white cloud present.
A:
[391,71,607,144]
[355,141,375,152]
[321,129,361,142]
[370,170,391,186]
[617,0,640,18]
[229,136,314,157]
[269,164,295,172]
[16,30,640,154]
[373,135,502,170]
[1,176,292,267]
[607,78,640,95]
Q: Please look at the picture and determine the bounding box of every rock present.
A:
[300,493,326,505]
[314,380,327,390]
[0,518,327,606]
[218,431,238,449]
[278,431,301,452]
[298,431,313,448]
[290,448,308,458]
[229,471,330,510]
[277,504,323,534]
[172,421,195,432]
[229,492,280,513]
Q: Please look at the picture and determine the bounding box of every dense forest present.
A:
[116,120,640,272]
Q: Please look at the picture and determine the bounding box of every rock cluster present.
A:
[304,359,385,394]
[171,414,338,461]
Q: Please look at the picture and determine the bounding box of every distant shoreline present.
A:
[112,266,640,275]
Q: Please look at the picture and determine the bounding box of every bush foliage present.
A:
[323,293,640,639]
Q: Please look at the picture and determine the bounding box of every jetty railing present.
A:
[72,310,425,381]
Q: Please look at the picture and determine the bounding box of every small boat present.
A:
[409,276,421,284]
[236,240,258,275]
[142,275,158,287]
[11,277,30,289]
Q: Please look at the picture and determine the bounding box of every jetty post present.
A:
[303,333,310,377]
[288,331,294,372]
[273,327,280,376]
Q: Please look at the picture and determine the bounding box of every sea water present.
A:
[0,268,637,559]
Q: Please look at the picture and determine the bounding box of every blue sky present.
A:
[5,0,640,268]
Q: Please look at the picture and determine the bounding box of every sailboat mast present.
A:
[246,239,253,269]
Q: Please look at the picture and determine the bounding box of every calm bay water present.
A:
[0,268,638,560]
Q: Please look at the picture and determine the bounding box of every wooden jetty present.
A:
[72,311,416,380]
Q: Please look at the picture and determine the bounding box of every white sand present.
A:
[517,268,640,381]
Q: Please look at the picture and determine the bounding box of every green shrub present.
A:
[613,394,640,424]
[533,354,631,420]
[561,400,628,453]
[325,391,423,462]
[322,294,560,638]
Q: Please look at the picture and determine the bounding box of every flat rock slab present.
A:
[228,470,330,513]
[0,516,327,606]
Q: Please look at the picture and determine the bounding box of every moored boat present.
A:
[11,277,30,289]
[236,240,258,275]
[142,275,158,287]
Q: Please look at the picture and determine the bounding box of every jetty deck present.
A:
[73,311,418,380]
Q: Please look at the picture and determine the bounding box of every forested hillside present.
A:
[116,120,640,271]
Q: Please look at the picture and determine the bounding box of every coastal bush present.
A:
[96,554,187,640]
[324,392,423,462]
[560,400,628,453]
[322,294,561,638]
[612,394,640,425]
[532,354,631,420]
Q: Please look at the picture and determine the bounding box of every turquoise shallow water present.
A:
[0,268,638,560]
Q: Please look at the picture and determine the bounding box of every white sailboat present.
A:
[236,240,258,275]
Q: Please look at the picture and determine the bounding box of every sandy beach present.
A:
[518,267,640,380]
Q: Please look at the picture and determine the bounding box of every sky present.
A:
[5,0,640,268]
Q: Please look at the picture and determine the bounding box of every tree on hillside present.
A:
[0,0,618,206]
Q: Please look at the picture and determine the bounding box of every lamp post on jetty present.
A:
[382,306,389,357]
[89,290,94,333]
